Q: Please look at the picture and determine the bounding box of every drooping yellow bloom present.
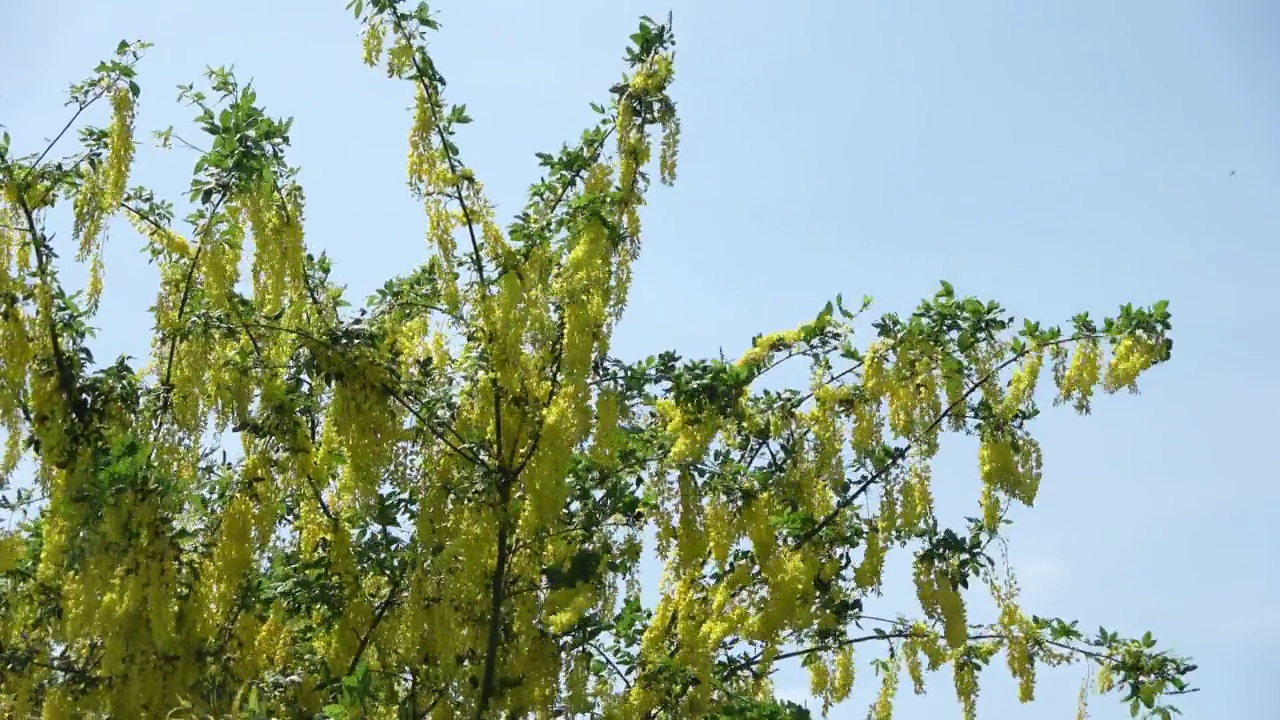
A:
[1060,338,1102,413]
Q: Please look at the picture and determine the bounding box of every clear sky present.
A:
[3,1,1278,717]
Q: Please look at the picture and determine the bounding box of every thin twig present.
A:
[345,570,406,678]
[795,333,1097,549]
[7,173,80,430]
[586,641,632,690]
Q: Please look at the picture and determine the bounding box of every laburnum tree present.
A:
[0,2,1196,719]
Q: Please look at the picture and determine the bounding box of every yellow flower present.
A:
[1060,339,1101,413]
[1104,335,1158,393]
[362,18,386,66]
[0,533,23,573]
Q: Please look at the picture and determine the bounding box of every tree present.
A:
[0,1,1195,718]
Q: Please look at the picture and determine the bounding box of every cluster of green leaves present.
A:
[177,68,294,206]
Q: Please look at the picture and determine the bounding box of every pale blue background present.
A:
[2,1,1278,717]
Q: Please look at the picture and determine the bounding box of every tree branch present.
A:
[345,570,406,678]
[586,641,632,690]
[390,18,515,717]
[6,171,81,433]
[475,479,512,720]
[154,195,226,428]
[511,315,567,477]
[394,19,505,473]
[795,333,1096,549]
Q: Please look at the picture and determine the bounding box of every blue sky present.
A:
[3,0,1278,717]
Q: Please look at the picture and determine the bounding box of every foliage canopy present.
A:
[0,2,1195,718]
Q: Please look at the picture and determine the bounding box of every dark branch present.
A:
[345,570,406,678]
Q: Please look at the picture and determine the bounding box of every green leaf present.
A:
[817,300,833,324]
[449,104,472,125]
